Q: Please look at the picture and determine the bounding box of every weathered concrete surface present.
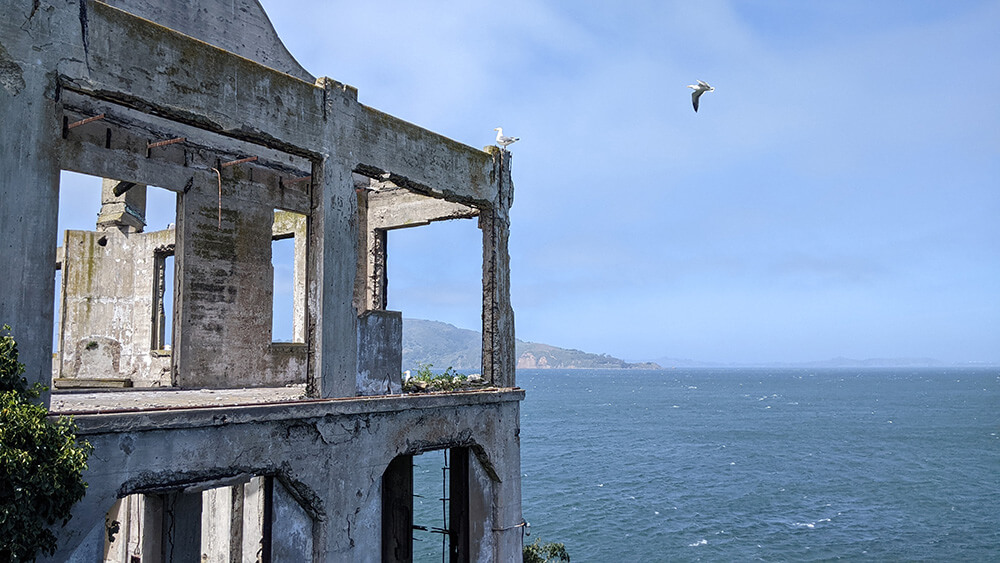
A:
[482,147,517,388]
[45,389,523,562]
[51,385,308,414]
[0,0,74,406]
[357,309,403,396]
[58,226,175,387]
[99,0,316,83]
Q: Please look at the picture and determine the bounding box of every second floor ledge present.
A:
[51,386,525,435]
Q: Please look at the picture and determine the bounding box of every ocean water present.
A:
[516,368,1000,562]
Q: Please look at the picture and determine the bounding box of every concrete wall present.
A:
[58,227,175,387]
[49,390,524,562]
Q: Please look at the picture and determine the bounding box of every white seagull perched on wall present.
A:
[494,127,520,149]
[687,80,715,112]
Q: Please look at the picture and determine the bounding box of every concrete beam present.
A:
[368,188,479,230]
[352,106,496,206]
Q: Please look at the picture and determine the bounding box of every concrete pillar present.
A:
[354,188,370,315]
[161,491,202,562]
[201,487,233,562]
[0,17,61,405]
[229,485,246,563]
[309,78,359,399]
[292,219,308,344]
[242,477,267,563]
[467,450,495,562]
[97,178,147,233]
[481,148,516,388]
[489,413,524,560]
[141,495,165,563]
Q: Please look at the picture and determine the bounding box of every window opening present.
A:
[98,475,311,562]
[55,171,177,386]
[387,218,481,373]
[271,210,306,343]
[272,236,295,342]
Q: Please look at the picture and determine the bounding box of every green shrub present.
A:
[0,325,30,396]
[403,363,484,393]
[523,538,571,563]
[0,325,92,561]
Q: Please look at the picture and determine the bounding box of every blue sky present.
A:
[59,1,1000,364]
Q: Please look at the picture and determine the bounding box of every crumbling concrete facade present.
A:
[0,0,521,560]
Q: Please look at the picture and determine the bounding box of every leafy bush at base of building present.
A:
[1,325,92,562]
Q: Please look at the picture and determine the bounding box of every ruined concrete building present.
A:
[0,0,521,560]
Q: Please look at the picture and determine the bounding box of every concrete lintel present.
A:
[368,188,480,230]
[63,388,525,435]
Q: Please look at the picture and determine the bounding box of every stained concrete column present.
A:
[0,7,63,406]
[366,227,388,312]
[243,477,267,563]
[308,77,359,399]
[292,219,308,343]
[141,495,165,563]
[481,148,516,388]
[486,410,524,560]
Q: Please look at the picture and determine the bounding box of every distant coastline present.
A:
[403,319,996,371]
[403,319,660,371]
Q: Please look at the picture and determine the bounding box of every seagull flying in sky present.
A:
[687,80,714,112]
[494,127,519,149]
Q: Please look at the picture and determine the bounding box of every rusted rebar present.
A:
[147,137,185,150]
[220,156,258,168]
[66,113,105,130]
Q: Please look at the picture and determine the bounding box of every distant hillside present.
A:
[402,319,660,371]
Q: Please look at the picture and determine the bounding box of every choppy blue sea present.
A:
[513,368,1000,562]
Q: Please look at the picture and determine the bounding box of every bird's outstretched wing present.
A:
[697,80,711,88]
[692,90,703,112]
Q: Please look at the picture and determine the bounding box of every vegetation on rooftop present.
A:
[523,538,571,563]
[402,363,486,393]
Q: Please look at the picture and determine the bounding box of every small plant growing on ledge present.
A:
[402,363,486,393]
[523,538,571,563]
